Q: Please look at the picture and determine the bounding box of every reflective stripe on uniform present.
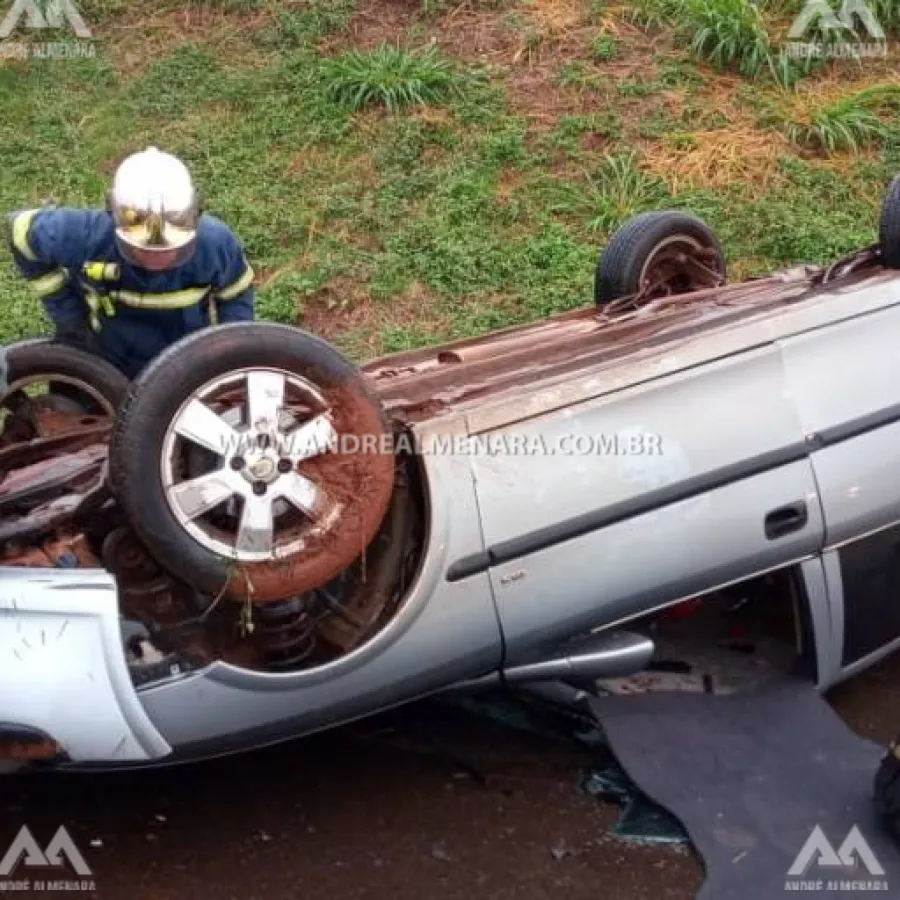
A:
[216,262,254,301]
[83,261,120,281]
[82,286,116,330]
[110,286,210,309]
[11,209,41,261]
[84,292,102,332]
[27,268,68,298]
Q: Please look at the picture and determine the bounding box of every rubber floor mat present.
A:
[589,678,900,899]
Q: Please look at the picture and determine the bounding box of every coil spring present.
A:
[254,596,317,671]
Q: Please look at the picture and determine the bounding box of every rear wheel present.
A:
[595,211,726,306]
[880,175,900,269]
[0,339,129,448]
[108,323,397,603]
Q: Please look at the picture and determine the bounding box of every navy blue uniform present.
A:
[6,207,255,378]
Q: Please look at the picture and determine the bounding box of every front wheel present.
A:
[108,323,397,603]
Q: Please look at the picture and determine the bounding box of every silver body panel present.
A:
[469,345,825,655]
[4,269,900,764]
[0,569,170,762]
[779,301,900,547]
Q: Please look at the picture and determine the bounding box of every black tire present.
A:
[880,175,900,269]
[874,741,900,841]
[1,339,130,413]
[108,323,397,603]
[594,210,726,306]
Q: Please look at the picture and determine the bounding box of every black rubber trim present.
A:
[445,402,900,583]
[814,400,900,448]
[446,553,492,582]
[446,442,810,582]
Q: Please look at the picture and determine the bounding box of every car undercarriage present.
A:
[0,343,426,685]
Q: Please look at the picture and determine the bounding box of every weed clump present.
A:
[324,45,467,112]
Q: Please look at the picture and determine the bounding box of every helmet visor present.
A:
[116,230,196,271]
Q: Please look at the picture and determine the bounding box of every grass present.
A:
[630,0,822,86]
[0,0,897,356]
[323,45,469,112]
[581,151,671,232]
[759,83,900,153]
[865,0,900,32]
[687,0,773,77]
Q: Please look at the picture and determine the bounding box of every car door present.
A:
[460,342,826,657]
[779,298,900,682]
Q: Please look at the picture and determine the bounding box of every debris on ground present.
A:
[428,689,691,847]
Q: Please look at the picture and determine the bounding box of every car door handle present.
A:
[764,501,808,540]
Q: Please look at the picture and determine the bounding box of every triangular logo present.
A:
[787,824,885,877]
[0,0,92,40]
[788,0,885,40]
[0,826,49,875]
[0,825,92,877]
[44,825,93,877]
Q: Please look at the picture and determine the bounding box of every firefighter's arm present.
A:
[5,208,92,333]
[211,230,255,324]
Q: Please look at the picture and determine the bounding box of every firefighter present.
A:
[5,146,255,380]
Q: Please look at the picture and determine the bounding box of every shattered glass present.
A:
[438,689,690,846]
[582,760,689,845]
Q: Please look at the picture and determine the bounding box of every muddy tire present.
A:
[594,211,726,306]
[1,339,130,414]
[108,323,397,603]
[874,741,900,841]
[880,175,900,269]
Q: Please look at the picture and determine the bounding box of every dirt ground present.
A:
[0,653,898,900]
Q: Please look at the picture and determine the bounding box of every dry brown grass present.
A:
[644,126,791,195]
[105,6,272,75]
[755,68,900,121]
[523,0,590,33]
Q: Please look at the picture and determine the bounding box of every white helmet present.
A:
[109,147,200,271]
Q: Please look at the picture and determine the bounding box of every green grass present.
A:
[850,0,900,33]
[323,45,469,112]
[0,0,897,356]
[630,0,820,86]
[581,152,671,232]
[758,84,900,153]
[783,99,888,153]
[592,34,620,61]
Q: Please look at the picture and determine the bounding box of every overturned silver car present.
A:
[2,176,900,770]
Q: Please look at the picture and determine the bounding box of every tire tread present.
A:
[594,210,725,306]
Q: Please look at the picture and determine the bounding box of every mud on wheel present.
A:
[595,210,726,307]
[108,323,397,603]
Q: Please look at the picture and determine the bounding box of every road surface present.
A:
[0,654,897,899]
